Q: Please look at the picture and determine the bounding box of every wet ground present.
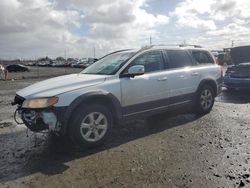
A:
[0,70,250,188]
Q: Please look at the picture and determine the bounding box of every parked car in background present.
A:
[51,61,65,67]
[6,64,29,72]
[85,58,98,67]
[71,58,98,68]
[13,45,222,148]
[37,61,51,67]
[76,63,87,69]
[27,61,37,66]
[217,52,232,65]
[224,45,250,90]
[66,58,77,67]
[211,51,219,60]
[37,57,52,67]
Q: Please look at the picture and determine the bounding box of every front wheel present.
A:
[70,104,113,148]
[195,85,215,115]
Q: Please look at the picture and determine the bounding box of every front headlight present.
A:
[22,97,58,109]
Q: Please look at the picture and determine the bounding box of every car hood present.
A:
[17,74,108,99]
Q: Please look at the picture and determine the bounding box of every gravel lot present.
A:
[0,68,250,188]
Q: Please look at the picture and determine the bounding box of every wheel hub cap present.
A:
[80,112,108,142]
[200,89,213,110]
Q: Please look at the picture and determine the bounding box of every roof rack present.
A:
[98,49,135,60]
[140,44,203,50]
[108,49,135,54]
[179,44,203,48]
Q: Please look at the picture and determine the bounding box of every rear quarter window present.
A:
[191,50,214,65]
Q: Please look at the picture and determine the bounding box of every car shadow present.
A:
[216,87,250,104]
[0,111,198,183]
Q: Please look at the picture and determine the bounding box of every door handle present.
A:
[191,72,199,76]
[157,77,168,81]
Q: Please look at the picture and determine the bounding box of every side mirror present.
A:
[127,65,145,77]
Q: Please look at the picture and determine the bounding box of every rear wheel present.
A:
[195,85,215,115]
[70,104,113,148]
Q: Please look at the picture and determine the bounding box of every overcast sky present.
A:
[1,0,250,59]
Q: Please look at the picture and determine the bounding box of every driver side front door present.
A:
[120,50,169,116]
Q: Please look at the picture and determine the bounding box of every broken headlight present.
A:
[22,97,58,109]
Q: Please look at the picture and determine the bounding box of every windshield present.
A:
[81,51,135,75]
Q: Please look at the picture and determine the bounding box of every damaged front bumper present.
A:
[13,95,66,132]
[18,109,59,132]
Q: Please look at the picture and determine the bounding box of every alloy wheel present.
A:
[80,112,108,142]
[200,89,213,110]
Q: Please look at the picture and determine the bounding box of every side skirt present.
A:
[122,94,195,121]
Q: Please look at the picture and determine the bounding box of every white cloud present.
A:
[211,0,250,20]
[207,24,249,36]
[185,22,250,49]
[1,0,250,59]
[71,0,169,55]
[171,0,250,27]
[167,0,250,49]
[0,0,82,58]
[0,0,169,59]
[170,0,217,30]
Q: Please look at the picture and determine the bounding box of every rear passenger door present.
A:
[164,50,200,102]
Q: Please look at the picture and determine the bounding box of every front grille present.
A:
[14,95,25,105]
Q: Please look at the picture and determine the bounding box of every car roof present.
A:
[110,45,209,57]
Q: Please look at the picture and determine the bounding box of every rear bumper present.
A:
[224,75,250,88]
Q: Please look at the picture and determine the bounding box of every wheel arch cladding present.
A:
[197,79,217,95]
[61,91,122,135]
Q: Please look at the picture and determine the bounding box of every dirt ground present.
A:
[0,68,250,188]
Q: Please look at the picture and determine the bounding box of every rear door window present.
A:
[166,50,193,69]
[191,50,214,64]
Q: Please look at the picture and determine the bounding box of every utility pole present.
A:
[150,36,152,45]
[64,48,67,74]
[64,48,67,60]
[93,46,96,58]
[231,40,234,48]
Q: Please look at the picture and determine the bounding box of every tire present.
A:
[195,85,215,115]
[69,104,113,148]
